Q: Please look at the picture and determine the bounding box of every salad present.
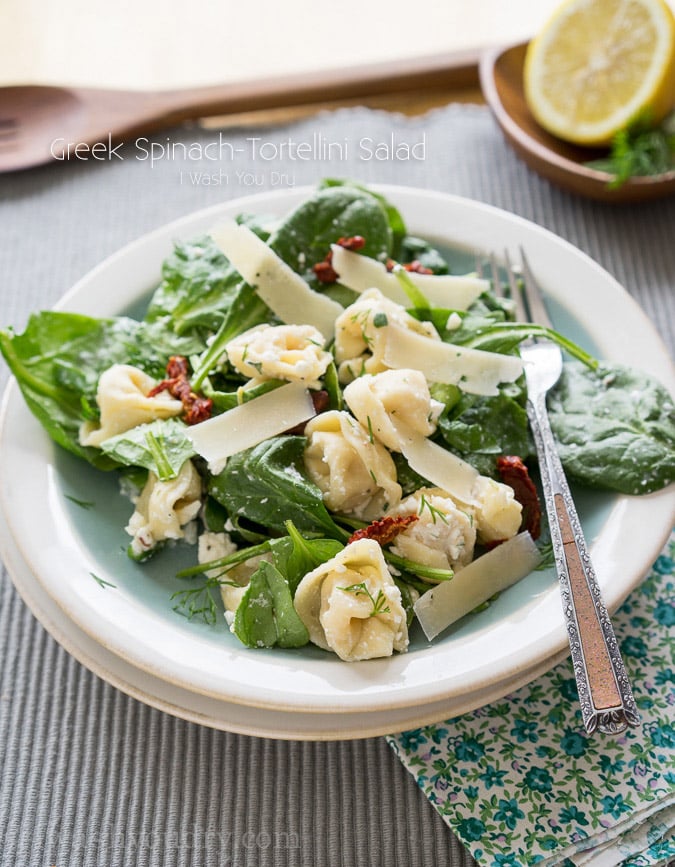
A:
[1,180,673,663]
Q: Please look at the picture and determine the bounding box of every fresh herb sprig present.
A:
[171,578,223,624]
[340,582,391,617]
[585,112,675,189]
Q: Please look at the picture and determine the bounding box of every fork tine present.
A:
[519,247,553,329]
[503,249,529,323]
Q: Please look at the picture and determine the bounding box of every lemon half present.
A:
[524,0,675,145]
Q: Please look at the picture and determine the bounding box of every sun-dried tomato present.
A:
[165,356,189,380]
[312,260,339,284]
[184,396,213,425]
[384,258,433,274]
[403,260,433,275]
[348,515,418,546]
[312,235,366,284]
[310,389,330,415]
[336,235,365,251]
[148,355,213,425]
[497,455,541,540]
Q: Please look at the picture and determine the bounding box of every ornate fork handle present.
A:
[527,391,641,735]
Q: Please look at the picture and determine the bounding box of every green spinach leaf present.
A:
[202,377,285,412]
[318,178,406,250]
[145,236,243,335]
[397,235,450,274]
[548,361,675,494]
[190,282,270,389]
[0,312,199,469]
[268,186,393,285]
[437,393,532,478]
[209,436,345,539]
[270,522,343,594]
[99,418,195,481]
[233,559,309,648]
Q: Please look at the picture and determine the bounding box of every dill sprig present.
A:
[419,493,449,525]
[171,577,223,624]
[90,572,116,589]
[339,582,391,617]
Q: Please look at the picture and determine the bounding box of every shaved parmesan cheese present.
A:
[187,382,316,464]
[210,221,343,340]
[399,434,480,506]
[382,324,523,396]
[330,245,487,310]
[414,532,541,640]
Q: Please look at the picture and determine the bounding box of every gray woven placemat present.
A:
[0,104,673,867]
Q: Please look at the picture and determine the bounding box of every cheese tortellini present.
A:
[334,289,440,383]
[466,476,523,545]
[79,364,183,448]
[343,368,443,452]
[226,323,332,389]
[387,487,477,573]
[304,410,401,520]
[294,538,408,661]
[126,459,202,558]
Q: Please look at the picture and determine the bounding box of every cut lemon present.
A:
[524,0,675,145]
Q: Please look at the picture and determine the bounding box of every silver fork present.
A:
[484,249,641,735]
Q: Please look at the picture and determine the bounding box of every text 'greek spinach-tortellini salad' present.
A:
[2,181,674,662]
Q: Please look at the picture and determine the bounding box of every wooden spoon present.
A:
[479,41,675,203]
[0,50,480,173]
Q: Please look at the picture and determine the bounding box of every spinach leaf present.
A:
[436,393,532,478]
[233,559,309,648]
[424,307,597,368]
[318,178,407,251]
[268,186,393,285]
[201,496,230,533]
[145,236,243,335]
[202,377,284,412]
[270,522,343,594]
[99,418,195,481]
[427,309,507,344]
[323,361,344,411]
[190,282,270,389]
[0,312,199,469]
[548,361,675,494]
[209,436,345,539]
[397,235,450,274]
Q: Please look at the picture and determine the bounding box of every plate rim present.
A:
[0,514,573,739]
[1,183,674,716]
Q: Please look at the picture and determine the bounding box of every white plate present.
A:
[0,515,570,739]
[1,186,674,729]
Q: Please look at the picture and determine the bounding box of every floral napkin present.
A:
[388,531,675,867]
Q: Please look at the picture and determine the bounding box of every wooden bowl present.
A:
[479,41,675,203]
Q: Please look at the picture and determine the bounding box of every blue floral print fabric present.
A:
[388,532,675,867]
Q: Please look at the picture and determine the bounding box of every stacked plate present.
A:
[1,187,673,739]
